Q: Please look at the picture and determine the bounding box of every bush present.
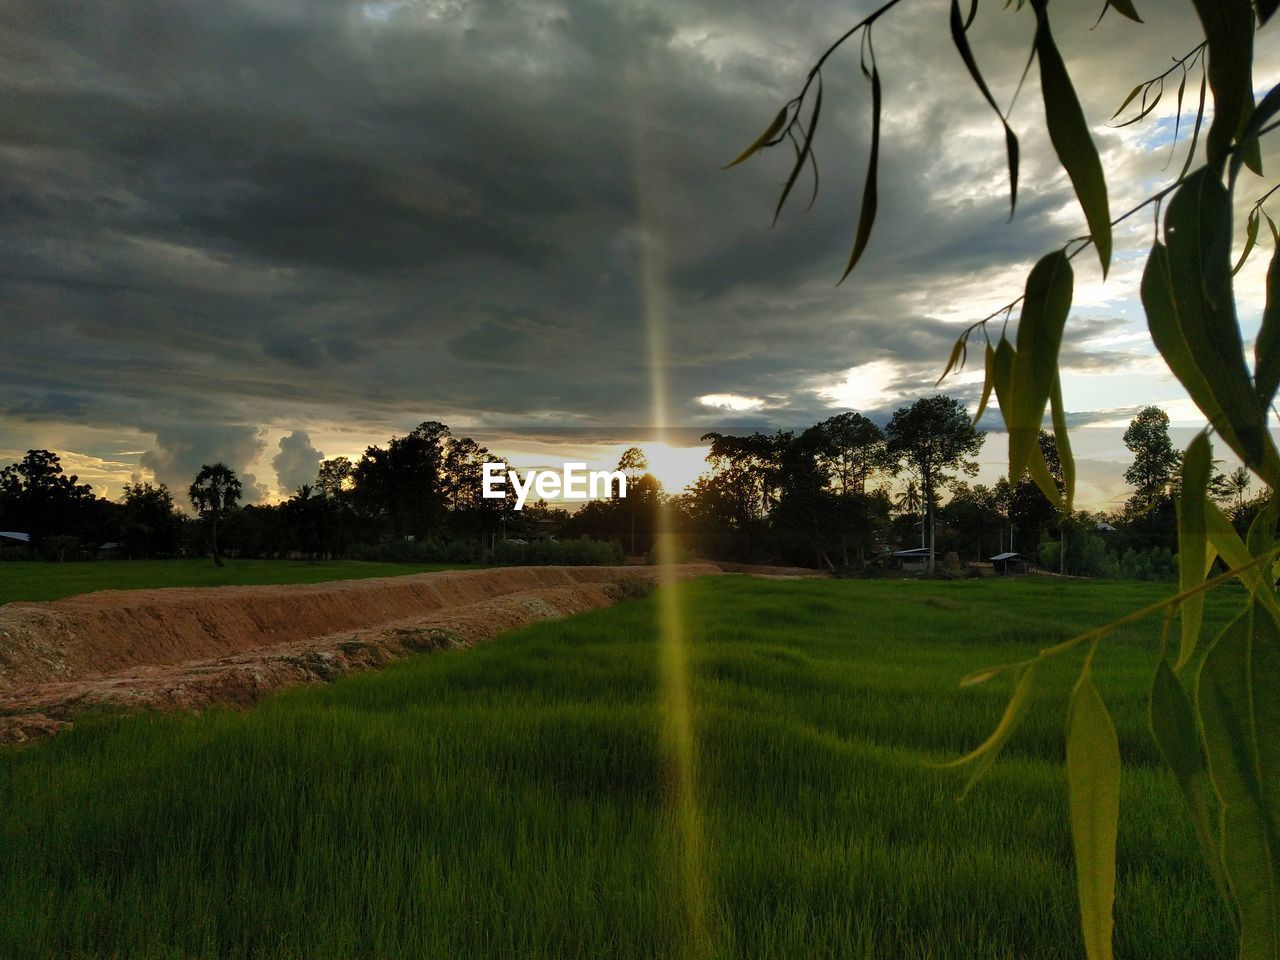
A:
[488,538,622,566]
[40,535,85,562]
[345,539,484,564]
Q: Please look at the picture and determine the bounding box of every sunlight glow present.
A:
[632,72,712,958]
[814,358,901,410]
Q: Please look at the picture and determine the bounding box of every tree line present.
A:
[1,402,1265,574]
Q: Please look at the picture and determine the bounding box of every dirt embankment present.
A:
[0,564,720,743]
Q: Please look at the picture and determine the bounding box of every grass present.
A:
[0,558,478,605]
[0,576,1236,959]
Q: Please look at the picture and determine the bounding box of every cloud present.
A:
[0,0,1274,511]
[272,430,324,495]
[140,424,269,505]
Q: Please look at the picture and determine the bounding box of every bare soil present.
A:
[0,564,720,743]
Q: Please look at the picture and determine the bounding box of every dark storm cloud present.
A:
[0,0,1264,470]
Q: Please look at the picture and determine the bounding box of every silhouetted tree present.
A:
[120,481,182,557]
[188,463,242,567]
[884,396,985,574]
[0,449,96,545]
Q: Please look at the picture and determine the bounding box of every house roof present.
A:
[0,531,31,543]
[990,551,1023,561]
[892,547,931,558]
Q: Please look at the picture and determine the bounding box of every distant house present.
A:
[990,551,1030,575]
[891,547,931,572]
[0,531,31,544]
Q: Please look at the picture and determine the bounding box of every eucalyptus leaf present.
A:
[1176,433,1214,670]
[950,0,1019,217]
[1066,666,1120,960]
[941,662,1039,799]
[1029,0,1111,274]
[1149,658,1230,903]
[1192,0,1260,173]
[840,58,881,282]
[724,106,788,169]
[1198,602,1280,957]
[1010,251,1073,486]
[1257,243,1280,406]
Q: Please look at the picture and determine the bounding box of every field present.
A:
[0,575,1235,959]
[0,558,476,605]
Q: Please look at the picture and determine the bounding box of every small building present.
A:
[0,531,31,544]
[990,551,1030,575]
[892,547,932,572]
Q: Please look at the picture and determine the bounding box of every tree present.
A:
[1225,465,1251,515]
[809,412,887,495]
[120,481,182,558]
[617,447,650,554]
[733,4,1279,954]
[884,396,985,574]
[1123,406,1182,508]
[188,463,242,567]
[315,457,354,499]
[0,449,96,544]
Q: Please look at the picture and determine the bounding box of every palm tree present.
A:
[188,463,242,567]
[894,478,922,515]
[894,479,925,548]
[1227,466,1251,515]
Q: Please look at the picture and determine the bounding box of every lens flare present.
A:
[631,75,712,958]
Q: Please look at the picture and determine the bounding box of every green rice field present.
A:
[0,575,1237,959]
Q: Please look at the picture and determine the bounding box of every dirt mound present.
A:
[0,564,719,743]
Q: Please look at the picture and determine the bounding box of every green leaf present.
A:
[1229,83,1280,189]
[1150,658,1230,902]
[1176,67,1208,184]
[1110,83,1144,121]
[1029,0,1111,274]
[1205,501,1279,610]
[1198,602,1280,957]
[941,662,1038,798]
[1066,665,1120,960]
[937,336,966,386]
[1246,497,1278,560]
[1233,209,1260,276]
[1164,169,1266,471]
[971,343,996,429]
[1010,251,1073,486]
[1192,0,1259,173]
[1143,241,1230,441]
[950,0,1019,217]
[839,56,881,282]
[772,78,823,225]
[1050,372,1074,513]
[1258,242,1280,406]
[1105,0,1142,23]
[990,335,1060,508]
[1176,434,1215,671]
[724,106,788,169]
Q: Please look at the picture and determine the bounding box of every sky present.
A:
[0,0,1277,509]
